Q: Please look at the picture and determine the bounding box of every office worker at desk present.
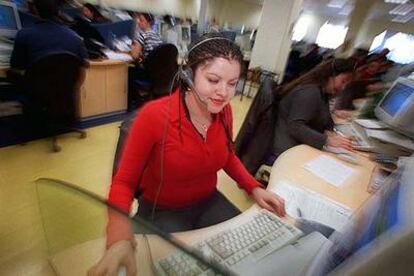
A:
[10,0,88,70]
[130,12,163,62]
[89,34,286,276]
[273,58,355,158]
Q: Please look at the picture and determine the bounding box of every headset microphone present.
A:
[179,68,209,106]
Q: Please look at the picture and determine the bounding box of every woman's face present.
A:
[327,72,352,95]
[81,6,93,20]
[192,57,241,114]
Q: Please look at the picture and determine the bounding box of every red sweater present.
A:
[108,90,261,213]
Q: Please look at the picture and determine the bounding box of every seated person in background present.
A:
[130,12,163,62]
[89,34,286,276]
[10,0,88,70]
[334,58,388,117]
[80,3,110,23]
[272,58,355,158]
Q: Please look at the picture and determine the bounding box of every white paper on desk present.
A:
[354,119,388,130]
[103,50,133,61]
[271,181,352,231]
[365,129,414,151]
[304,155,356,187]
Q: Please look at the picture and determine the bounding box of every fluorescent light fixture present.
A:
[389,3,414,15]
[328,0,348,9]
[392,13,414,22]
[385,0,408,4]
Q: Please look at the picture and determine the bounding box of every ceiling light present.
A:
[392,12,414,22]
[389,3,414,15]
[328,0,348,9]
[385,0,408,4]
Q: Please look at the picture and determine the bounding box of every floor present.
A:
[0,95,253,275]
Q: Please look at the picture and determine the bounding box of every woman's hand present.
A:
[252,187,286,217]
[334,109,354,120]
[326,133,353,151]
[88,240,137,276]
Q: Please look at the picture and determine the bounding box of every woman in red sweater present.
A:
[90,33,286,276]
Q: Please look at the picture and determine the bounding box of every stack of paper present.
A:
[271,181,353,231]
[304,155,356,187]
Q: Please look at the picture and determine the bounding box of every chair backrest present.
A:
[144,43,179,96]
[24,52,85,125]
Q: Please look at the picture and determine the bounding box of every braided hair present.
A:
[187,33,244,81]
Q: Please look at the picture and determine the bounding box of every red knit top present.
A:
[108,89,261,213]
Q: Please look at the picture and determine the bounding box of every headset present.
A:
[149,36,237,220]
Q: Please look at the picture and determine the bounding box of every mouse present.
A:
[336,152,359,165]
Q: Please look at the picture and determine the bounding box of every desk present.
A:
[78,59,128,119]
[0,65,8,78]
[47,145,376,275]
[0,60,128,119]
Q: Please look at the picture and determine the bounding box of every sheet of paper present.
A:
[271,180,352,231]
[304,155,356,187]
[103,50,133,61]
[354,119,388,130]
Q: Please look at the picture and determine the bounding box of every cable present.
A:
[150,70,181,221]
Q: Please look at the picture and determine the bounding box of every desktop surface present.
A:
[1,146,403,276]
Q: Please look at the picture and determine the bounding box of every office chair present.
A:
[130,44,179,109]
[24,52,87,152]
[235,77,281,177]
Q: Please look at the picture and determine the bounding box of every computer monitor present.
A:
[0,0,21,38]
[181,24,191,43]
[221,30,237,42]
[375,77,414,138]
[10,0,27,10]
[307,155,414,275]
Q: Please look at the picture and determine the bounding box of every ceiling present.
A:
[302,0,414,23]
[243,0,264,5]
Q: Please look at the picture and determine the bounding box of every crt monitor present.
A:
[375,77,414,138]
[181,24,191,43]
[0,0,21,38]
[307,155,414,275]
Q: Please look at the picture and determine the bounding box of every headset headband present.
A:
[186,37,234,58]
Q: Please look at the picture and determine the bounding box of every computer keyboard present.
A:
[155,210,303,276]
[335,123,372,150]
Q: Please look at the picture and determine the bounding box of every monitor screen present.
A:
[0,3,17,30]
[380,82,414,116]
[181,25,190,42]
[10,0,27,10]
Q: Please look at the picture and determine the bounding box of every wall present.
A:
[206,0,263,29]
[84,0,262,28]
[84,0,197,18]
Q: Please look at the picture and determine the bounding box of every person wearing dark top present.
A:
[10,0,88,70]
[273,58,355,157]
